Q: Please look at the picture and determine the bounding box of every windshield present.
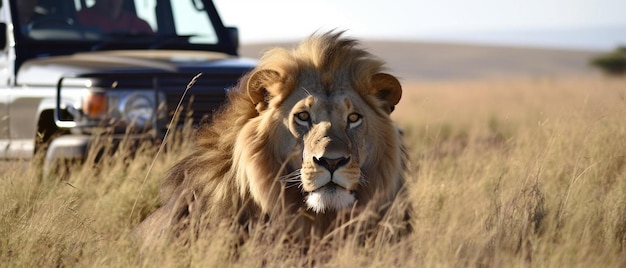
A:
[16,0,218,44]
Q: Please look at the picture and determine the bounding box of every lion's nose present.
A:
[314,156,350,173]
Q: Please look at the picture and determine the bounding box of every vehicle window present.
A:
[134,0,157,30]
[170,0,217,44]
[75,0,154,34]
[16,0,41,32]
[20,0,219,45]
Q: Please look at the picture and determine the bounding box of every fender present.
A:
[36,97,78,122]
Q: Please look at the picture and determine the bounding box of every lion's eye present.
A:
[294,111,311,126]
[347,113,362,128]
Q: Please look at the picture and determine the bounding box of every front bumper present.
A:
[43,133,159,172]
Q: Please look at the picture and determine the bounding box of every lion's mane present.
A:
[135,31,410,243]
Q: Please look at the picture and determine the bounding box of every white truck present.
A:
[0,0,255,170]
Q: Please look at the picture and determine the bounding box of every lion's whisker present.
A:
[278,169,302,189]
[279,169,301,182]
[280,174,300,180]
[285,182,303,189]
[282,180,301,185]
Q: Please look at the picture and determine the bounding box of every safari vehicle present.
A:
[0,0,255,171]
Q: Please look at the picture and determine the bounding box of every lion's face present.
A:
[289,89,367,213]
[245,65,403,214]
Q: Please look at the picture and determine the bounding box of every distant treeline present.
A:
[591,46,626,75]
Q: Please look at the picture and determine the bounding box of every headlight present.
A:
[119,93,154,128]
[81,90,160,130]
[82,92,107,117]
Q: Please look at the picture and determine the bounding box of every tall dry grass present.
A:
[1,75,624,267]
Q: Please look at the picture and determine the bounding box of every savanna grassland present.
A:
[1,74,624,267]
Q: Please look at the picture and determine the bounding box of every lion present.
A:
[134,31,410,246]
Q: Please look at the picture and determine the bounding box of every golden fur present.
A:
[134,31,410,244]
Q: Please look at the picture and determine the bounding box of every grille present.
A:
[86,72,246,133]
[157,73,240,126]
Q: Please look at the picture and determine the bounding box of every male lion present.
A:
[135,31,410,245]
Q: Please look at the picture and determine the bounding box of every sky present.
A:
[213,0,626,51]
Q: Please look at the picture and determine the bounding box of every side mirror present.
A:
[225,26,239,50]
[0,23,6,50]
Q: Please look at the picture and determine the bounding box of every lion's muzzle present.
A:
[302,155,359,213]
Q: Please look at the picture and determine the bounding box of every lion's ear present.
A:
[247,69,282,112]
[371,73,402,114]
